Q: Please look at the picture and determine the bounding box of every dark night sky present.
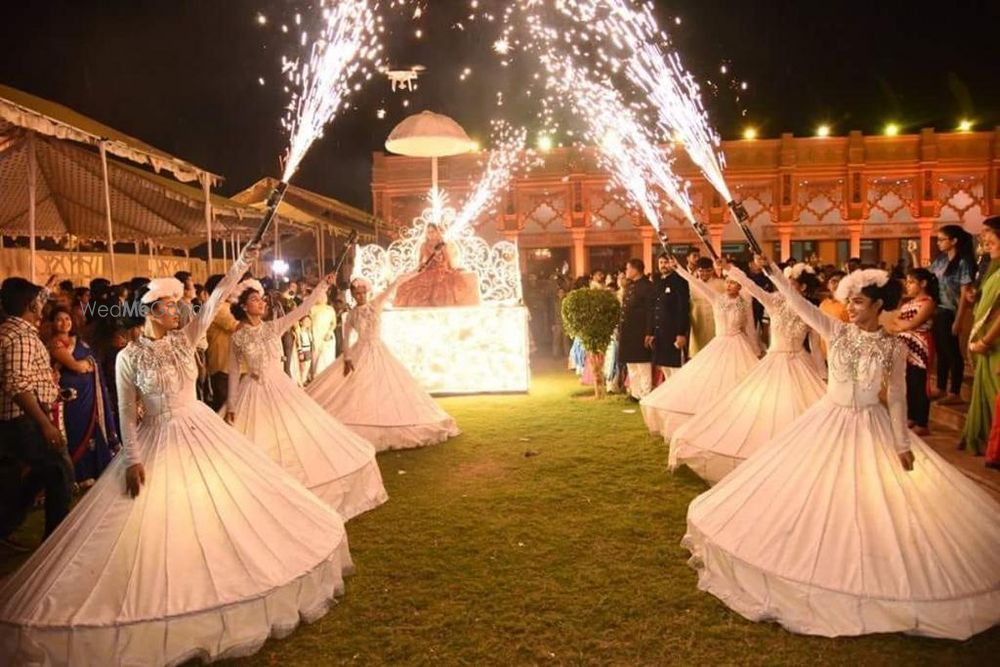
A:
[2,0,997,211]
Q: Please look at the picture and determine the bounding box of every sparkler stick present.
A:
[727,199,766,258]
[248,181,289,246]
[333,230,359,275]
[254,0,382,246]
[449,121,531,239]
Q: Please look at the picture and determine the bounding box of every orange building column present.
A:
[778,226,793,262]
[918,219,934,265]
[640,226,655,272]
[571,228,587,277]
[848,222,863,258]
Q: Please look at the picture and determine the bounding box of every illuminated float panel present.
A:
[353,201,530,394]
[379,305,530,394]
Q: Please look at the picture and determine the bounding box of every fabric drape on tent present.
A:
[0,130,272,248]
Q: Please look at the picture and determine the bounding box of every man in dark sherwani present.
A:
[651,253,690,381]
[617,258,655,399]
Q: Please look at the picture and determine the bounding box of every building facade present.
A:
[372,128,1000,276]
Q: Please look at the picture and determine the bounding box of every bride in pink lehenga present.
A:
[393,223,480,308]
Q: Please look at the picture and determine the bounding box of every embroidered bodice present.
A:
[675,264,757,352]
[726,267,810,353]
[230,322,284,377]
[767,267,911,453]
[714,295,751,336]
[116,256,251,466]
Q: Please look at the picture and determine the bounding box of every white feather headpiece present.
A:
[140,277,183,304]
[783,262,816,281]
[350,277,373,291]
[834,269,889,303]
[229,279,264,303]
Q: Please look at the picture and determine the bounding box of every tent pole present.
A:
[202,173,213,273]
[27,132,37,283]
[99,142,117,282]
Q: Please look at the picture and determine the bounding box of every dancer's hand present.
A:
[239,243,260,264]
[643,335,655,349]
[674,335,686,349]
[951,320,961,336]
[898,450,915,472]
[344,359,355,376]
[126,463,146,498]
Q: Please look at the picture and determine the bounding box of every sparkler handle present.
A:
[655,229,676,261]
[248,181,289,246]
[728,200,771,273]
[689,220,720,262]
[333,230,359,275]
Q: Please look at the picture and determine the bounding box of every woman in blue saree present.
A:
[46,307,119,486]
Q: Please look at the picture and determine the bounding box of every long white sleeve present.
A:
[372,274,409,312]
[183,256,250,348]
[741,295,762,356]
[225,336,242,415]
[767,266,842,341]
[674,264,722,305]
[115,350,141,467]
[342,311,357,363]
[887,340,913,454]
[274,282,330,334]
[727,266,778,311]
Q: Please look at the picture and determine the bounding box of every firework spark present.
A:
[450,121,535,237]
[552,0,733,202]
[280,0,384,181]
[522,6,693,234]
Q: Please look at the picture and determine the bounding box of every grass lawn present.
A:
[3,360,998,665]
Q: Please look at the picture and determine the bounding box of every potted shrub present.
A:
[561,289,621,398]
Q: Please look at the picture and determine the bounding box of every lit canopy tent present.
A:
[385,111,472,193]
[0,84,245,281]
[233,177,380,272]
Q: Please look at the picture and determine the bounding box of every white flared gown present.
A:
[641,265,761,438]
[307,283,459,451]
[684,270,1000,640]
[0,259,353,667]
[670,269,826,484]
[227,295,387,520]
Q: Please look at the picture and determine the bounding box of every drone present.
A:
[384,65,426,92]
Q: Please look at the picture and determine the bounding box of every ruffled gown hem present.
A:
[682,526,1000,640]
[348,420,460,452]
[309,460,389,520]
[0,538,353,667]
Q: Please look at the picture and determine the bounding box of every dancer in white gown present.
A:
[640,259,761,438]
[0,248,355,666]
[308,275,460,450]
[684,261,1000,639]
[669,261,826,484]
[225,275,387,520]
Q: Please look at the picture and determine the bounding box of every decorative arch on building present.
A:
[936,173,987,233]
[795,178,846,224]
[519,190,567,233]
[865,176,917,223]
